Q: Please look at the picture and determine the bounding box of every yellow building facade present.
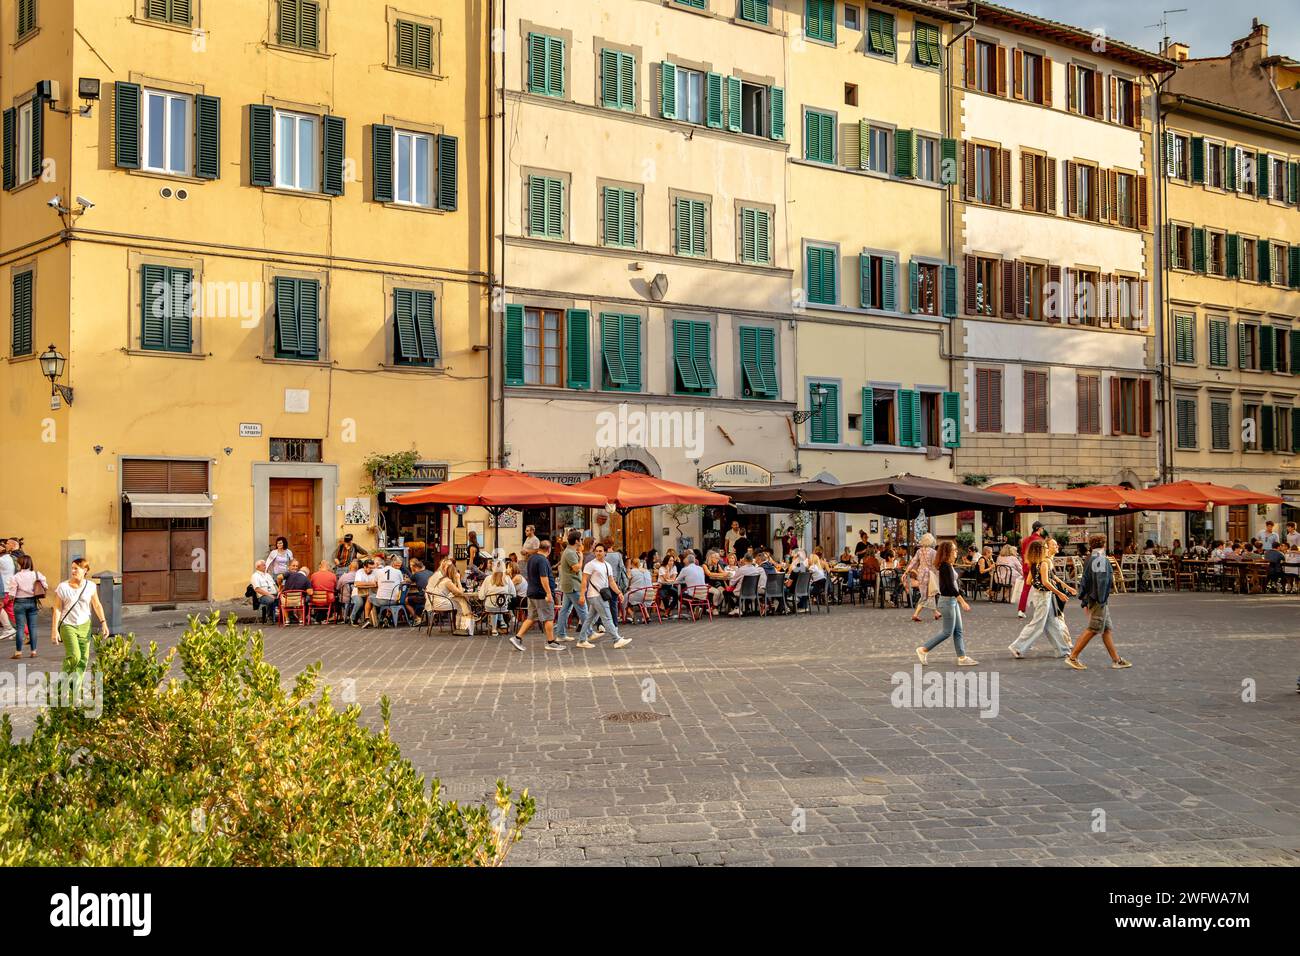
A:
[0,0,489,602]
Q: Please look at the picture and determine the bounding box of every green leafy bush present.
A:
[0,613,533,865]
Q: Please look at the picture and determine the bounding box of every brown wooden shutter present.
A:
[1129,81,1142,128]
[964,254,978,313]
[1047,264,1062,323]
[1110,376,1123,435]
[1078,375,1099,434]
[1107,170,1119,222]
[1024,371,1047,433]
[1000,148,1013,206]
[996,46,1008,96]
[1092,70,1104,119]
[975,370,988,432]
[1014,260,1026,317]
[1001,259,1016,317]
[1094,167,1105,222]
[1136,175,1149,229]
[1099,274,1112,327]
[964,140,977,200]
[1042,56,1053,106]
[1109,75,1118,123]
[1045,156,1056,213]
[1139,378,1153,436]
[1064,160,1077,216]
[1063,268,1077,323]
[1021,153,1034,210]
[1067,64,1077,111]
[964,37,977,88]
[1012,49,1023,99]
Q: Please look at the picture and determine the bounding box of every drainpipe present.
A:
[487,0,506,471]
[1151,67,1178,491]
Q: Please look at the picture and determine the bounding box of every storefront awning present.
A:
[123,493,213,519]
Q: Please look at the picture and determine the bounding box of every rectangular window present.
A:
[974,256,997,317]
[805,244,837,305]
[804,108,835,163]
[1022,262,1045,320]
[1021,152,1052,213]
[872,388,897,444]
[277,0,321,51]
[393,130,433,207]
[1277,407,1294,453]
[740,82,768,136]
[273,276,321,361]
[1207,231,1225,276]
[1171,224,1191,271]
[914,261,940,316]
[975,368,1002,432]
[1207,318,1229,368]
[1022,51,1045,105]
[16,102,33,187]
[738,206,771,265]
[675,67,706,125]
[1070,64,1099,118]
[1174,313,1195,364]
[739,0,770,26]
[1115,172,1136,227]
[674,197,708,257]
[10,269,33,357]
[1241,238,1257,281]
[914,22,942,68]
[142,89,191,176]
[1210,400,1231,450]
[602,186,638,248]
[808,381,840,443]
[1175,396,1198,449]
[672,319,716,394]
[805,0,835,44]
[527,175,565,239]
[1023,369,1048,433]
[1168,132,1189,180]
[274,110,319,192]
[1271,157,1287,202]
[865,9,896,57]
[975,41,997,94]
[916,135,938,182]
[1273,327,1291,373]
[394,19,434,73]
[1272,243,1287,286]
[1114,76,1137,127]
[738,326,778,399]
[1071,163,1098,220]
[393,289,439,366]
[1243,402,1260,451]
[599,313,642,392]
[1072,269,1099,326]
[17,0,36,38]
[974,144,997,204]
[144,0,191,26]
[1111,376,1151,437]
[1077,374,1100,434]
[600,49,636,112]
[859,253,896,310]
[1207,142,1225,188]
[1238,322,1259,371]
[868,126,891,174]
[523,307,562,387]
[527,33,565,97]
[844,4,861,31]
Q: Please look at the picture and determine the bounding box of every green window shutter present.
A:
[857,119,869,170]
[546,178,564,237]
[1163,131,1175,178]
[530,176,562,238]
[908,260,920,313]
[705,72,723,129]
[756,327,776,397]
[867,11,896,56]
[895,128,914,179]
[804,108,835,162]
[1238,322,1250,369]
[29,87,43,183]
[1294,408,1300,450]
[528,34,548,94]
[942,391,961,448]
[3,108,15,191]
[1175,314,1193,362]
[435,134,458,211]
[301,1,321,49]
[675,198,691,254]
[673,320,701,391]
[566,309,590,389]
[754,209,770,264]
[277,0,297,44]
[620,53,636,111]
[860,387,874,445]
[145,0,168,22]
[690,200,706,256]
[274,278,299,357]
[545,37,564,96]
[1209,319,1228,368]
[1261,325,1275,372]
[740,0,770,26]
[1290,246,1300,289]
[1192,227,1206,273]
[249,104,274,187]
[393,288,419,361]
[603,187,621,246]
[769,86,785,141]
[1225,234,1239,278]
[1258,239,1271,284]
[1261,405,1275,452]
[726,76,742,133]
[660,62,677,119]
[396,20,416,69]
[1290,162,1300,204]
[859,254,873,308]
[1257,151,1269,197]
[115,82,142,170]
[321,115,345,196]
[810,383,839,443]
[881,257,897,312]
[898,390,921,447]
[17,0,35,36]
[691,321,716,389]
[1190,136,1205,183]
[739,327,760,397]
[192,94,221,180]
[600,313,629,388]
[504,305,525,386]
[10,270,32,357]
[941,264,958,317]
[1225,147,1237,191]
[372,124,394,202]
[166,268,193,352]
[1292,329,1300,376]
[739,207,758,263]
[620,315,642,391]
[297,280,320,359]
[620,188,637,246]
[820,112,835,163]
[806,0,835,44]
[600,50,619,108]
[806,246,835,305]
[413,291,439,362]
[941,138,957,185]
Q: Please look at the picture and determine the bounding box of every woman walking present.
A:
[7,554,47,658]
[265,536,294,579]
[906,533,942,623]
[51,557,110,695]
[915,541,978,666]
[1009,538,1072,659]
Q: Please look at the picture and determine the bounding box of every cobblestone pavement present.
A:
[4,593,1298,866]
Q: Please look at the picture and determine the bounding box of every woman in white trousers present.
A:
[1009,538,1072,658]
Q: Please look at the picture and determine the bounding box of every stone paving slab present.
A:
[3,592,1297,866]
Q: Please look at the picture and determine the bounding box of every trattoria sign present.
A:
[702,461,772,487]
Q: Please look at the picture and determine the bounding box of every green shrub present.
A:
[0,613,533,866]
[954,532,975,552]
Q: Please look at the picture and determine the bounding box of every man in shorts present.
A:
[1066,533,1131,671]
[510,539,565,652]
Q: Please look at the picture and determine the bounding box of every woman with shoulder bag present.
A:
[7,554,48,658]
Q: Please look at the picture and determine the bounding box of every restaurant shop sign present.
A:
[702,461,772,487]
[381,462,449,502]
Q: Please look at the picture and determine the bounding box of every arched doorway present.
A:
[612,458,655,560]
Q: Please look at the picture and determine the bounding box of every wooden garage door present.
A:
[122,459,209,604]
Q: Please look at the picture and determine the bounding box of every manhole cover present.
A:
[602,711,668,722]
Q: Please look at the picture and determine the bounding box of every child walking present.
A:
[914,541,978,666]
[1066,534,1132,670]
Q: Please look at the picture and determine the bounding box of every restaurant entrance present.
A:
[701,506,770,557]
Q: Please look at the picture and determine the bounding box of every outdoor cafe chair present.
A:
[1119,555,1139,591]
[381,585,412,628]
[624,585,662,625]
[308,589,337,624]
[990,564,1014,603]
[424,594,456,635]
[481,592,512,632]
[790,571,812,613]
[736,573,762,616]
[679,584,714,621]
[763,572,788,614]
[1141,555,1167,592]
[278,590,308,626]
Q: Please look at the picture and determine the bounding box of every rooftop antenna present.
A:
[1146,8,1187,53]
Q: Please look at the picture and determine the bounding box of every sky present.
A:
[1008,0,1300,60]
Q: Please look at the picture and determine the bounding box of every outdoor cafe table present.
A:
[1171,559,1267,594]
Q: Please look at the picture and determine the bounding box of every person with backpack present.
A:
[1066,534,1132,671]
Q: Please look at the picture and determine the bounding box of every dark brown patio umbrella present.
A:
[712,479,840,511]
[795,473,1015,518]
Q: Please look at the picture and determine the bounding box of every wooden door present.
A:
[269,479,317,570]
[122,529,171,604]
[816,513,838,556]
[1227,506,1249,543]
[1113,514,1136,551]
[170,528,208,601]
[620,509,654,561]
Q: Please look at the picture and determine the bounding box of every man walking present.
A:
[1016,521,1046,619]
[576,543,631,649]
[511,540,565,651]
[1065,534,1132,670]
[554,531,587,642]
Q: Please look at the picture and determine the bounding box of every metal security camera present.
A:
[47,196,62,209]
[75,196,95,210]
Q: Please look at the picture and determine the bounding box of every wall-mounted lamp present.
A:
[39,344,73,409]
[793,384,828,425]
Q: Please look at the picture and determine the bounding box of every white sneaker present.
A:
[613,637,631,649]
[1017,611,1026,619]
[575,640,595,649]
[509,636,525,651]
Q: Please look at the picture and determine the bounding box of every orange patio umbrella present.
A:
[392,468,608,549]
[570,470,731,552]
[1067,485,1202,512]
[1149,480,1284,507]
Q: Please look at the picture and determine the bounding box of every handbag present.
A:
[32,577,46,599]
